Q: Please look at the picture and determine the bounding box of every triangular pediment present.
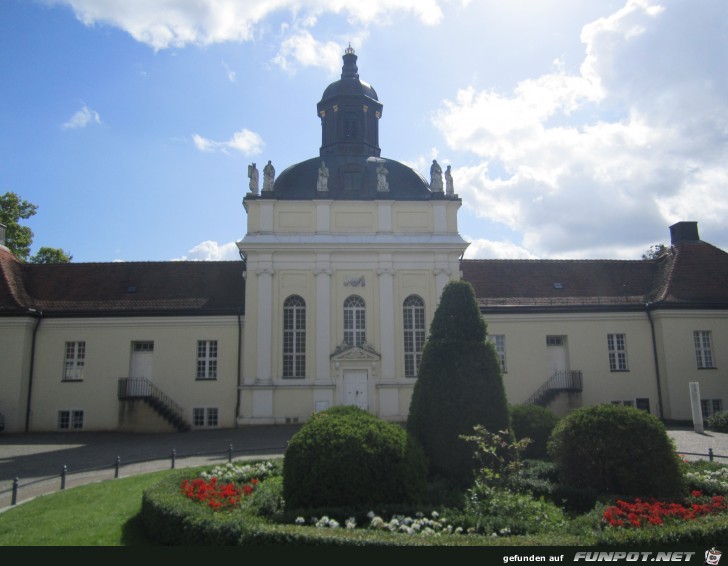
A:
[331,342,381,361]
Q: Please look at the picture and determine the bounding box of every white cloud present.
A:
[462,237,538,260]
[221,60,236,82]
[175,240,240,261]
[193,129,264,155]
[434,0,728,258]
[61,104,101,129]
[273,30,344,74]
[52,0,443,51]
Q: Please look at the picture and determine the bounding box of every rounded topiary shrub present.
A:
[282,405,427,509]
[707,411,728,433]
[547,404,686,497]
[509,404,560,460]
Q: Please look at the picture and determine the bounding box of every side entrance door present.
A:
[343,371,368,410]
[130,341,154,381]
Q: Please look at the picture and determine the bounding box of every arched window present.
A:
[343,295,366,347]
[403,295,425,377]
[283,295,306,378]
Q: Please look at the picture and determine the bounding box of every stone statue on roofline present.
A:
[248,163,259,194]
[445,164,454,195]
[317,161,329,192]
[377,162,389,192]
[263,160,275,192]
[430,159,443,193]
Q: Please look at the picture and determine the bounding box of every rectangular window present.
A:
[487,335,507,373]
[701,399,723,418]
[607,333,628,371]
[58,410,84,430]
[694,331,716,369]
[192,407,219,428]
[546,336,564,347]
[403,296,426,378]
[611,400,634,408]
[63,341,85,381]
[196,340,218,379]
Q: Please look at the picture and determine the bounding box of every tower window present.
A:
[343,111,358,139]
[344,295,366,347]
[283,295,306,378]
[403,295,426,377]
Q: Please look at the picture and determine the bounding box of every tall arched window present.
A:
[283,295,306,378]
[343,295,366,347]
[403,295,425,377]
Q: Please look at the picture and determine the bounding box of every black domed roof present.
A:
[319,45,379,104]
[271,155,436,200]
[320,78,378,104]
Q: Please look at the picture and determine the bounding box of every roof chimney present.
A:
[669,221,700,245]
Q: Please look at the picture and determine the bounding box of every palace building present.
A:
[1,49,726,433]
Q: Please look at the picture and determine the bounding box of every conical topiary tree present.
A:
[406,280,510,488]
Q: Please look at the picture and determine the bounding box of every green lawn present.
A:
[0,471,170,546]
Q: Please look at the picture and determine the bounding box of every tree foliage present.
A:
[641,243,668,260]
[29,246,73,264]
[0,192,37,260]
[407,280,511,488]
[0,192,71,263]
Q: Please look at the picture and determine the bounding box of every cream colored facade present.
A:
[238,197,467,424]
[0,315,240,432]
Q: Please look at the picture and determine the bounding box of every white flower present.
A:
[295,516,305,525]
[345,517,357,530]
[370,517,385,529]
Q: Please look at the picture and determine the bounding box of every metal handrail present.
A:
[525,370,583,406]
[117,378,189,430]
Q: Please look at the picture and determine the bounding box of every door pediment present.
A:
[331,342,381,362]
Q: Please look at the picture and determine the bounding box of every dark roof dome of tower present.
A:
[320,45,379,103]
[272,155,433,200]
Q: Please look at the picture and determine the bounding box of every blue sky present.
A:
[1,0,726,262]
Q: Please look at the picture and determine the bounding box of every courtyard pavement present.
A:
[1,425,727,511]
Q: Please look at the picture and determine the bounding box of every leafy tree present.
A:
[407,280,510,488]
[29,246,73,264]
[0,192,37,260]
[0,192,71,263]
[641,243,667,260]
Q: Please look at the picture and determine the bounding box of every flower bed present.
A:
[603,491,727,528]
[140,458,728,546]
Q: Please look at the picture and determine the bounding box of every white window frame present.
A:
[607,333,629,372]
[58,409,84,430]
[63,341,85,381]
[403,295,426,378]
[344,295,366,347]
[694,331,716,369]
[192,407,219,428]
[701,399,723,418]
[283,295,306,378]
[487,335,507,373]
[196,340,218,379]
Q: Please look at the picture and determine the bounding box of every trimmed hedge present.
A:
[548,404,686,498]
[509,404,560,460]
[708,411,728,433]
[140,467,728,546]
[282,405,427,509]
[407,281,510,488]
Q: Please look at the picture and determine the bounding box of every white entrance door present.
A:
[131,342,154,381]
[343,371,368,410]
[546,336,569,376]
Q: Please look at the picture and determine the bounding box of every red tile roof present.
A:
[461,240,728,311]
[2,236,727,317]
[0,252,245,316]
